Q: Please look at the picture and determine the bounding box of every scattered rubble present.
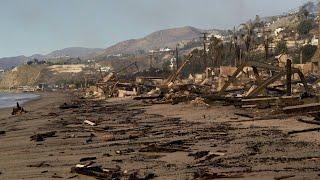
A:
[188,151,210,159]
[194,169,244,179]
[139,140,189,153]
[89,55,320,127]
[288,127,320,135]
[27,161,51,168]
[128,171,156,180]
[30,131,57,142]
[4,48,320,179]
[59,103,80,109]
[71,164,122,179]
[84,120,96,126]
[79,157,97,162]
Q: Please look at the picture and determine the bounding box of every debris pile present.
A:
[71,163,122,179]
[90,55,320,122]
[30,131,57,142]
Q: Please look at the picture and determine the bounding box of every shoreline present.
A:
[0,92,52,120]
[0,92,41,110]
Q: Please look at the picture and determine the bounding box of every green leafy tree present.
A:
[301,44,317,62]
[254,15,263,27]
[162,60,171,72]
[275,40,288,54]
[297,19,314,36]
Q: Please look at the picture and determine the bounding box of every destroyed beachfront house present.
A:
[217,59,310,100]
[92,48,317,107]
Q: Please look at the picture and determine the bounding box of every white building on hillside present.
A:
[311,35,319,46]
[159,48,172,52]
[274,28,284,37]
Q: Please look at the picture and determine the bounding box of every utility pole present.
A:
[286,59,292,96]
[149,52,154,69]
[201,32,208,68]
[263,28,271,60]
[239,49,242,65]
[300,50,303,64]
[175,45,179,70]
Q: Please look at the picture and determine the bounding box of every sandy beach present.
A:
[0,92,319,179]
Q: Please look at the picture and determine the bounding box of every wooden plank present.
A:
[241,96,300,107]
[234,112,254,118]
[288,127,320,135]
[283,103,320,114]
[247,72,285,97]
[297,118,320,125]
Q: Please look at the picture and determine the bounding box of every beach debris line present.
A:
[84,120,96,126]
[79,157,97,162]
[59,103,80,109]
[128,171,156,180]
[139,140,189,153]
[234,112,254,119]
[12,102,27,115]
[84,133,96,143]
[194,168,244,179]
[71,164,122,179]
[274,175,296,180]
[27,161,51,168]
[30,131,57,142]
[188,151,210,159]
[51,173,63,178]
[288,127,320,135]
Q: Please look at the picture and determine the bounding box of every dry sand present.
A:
[0,92,319,179]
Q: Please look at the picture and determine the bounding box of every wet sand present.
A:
[0,92,319,179]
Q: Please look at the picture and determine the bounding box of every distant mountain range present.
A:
[101,26,224,56]
[0,26,224,69]
[41,47,103,59]
[0,56,29,70]
[0,47,103,70]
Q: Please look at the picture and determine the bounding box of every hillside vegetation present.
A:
[0,65,46,88]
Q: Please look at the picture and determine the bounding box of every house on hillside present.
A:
[274,28,285,37]
[0,68,4,74]
[159,48,172,52]
[311,35,319,46]
[99,66,112,72]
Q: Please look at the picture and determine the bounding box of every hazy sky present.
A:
[0,0,309,57]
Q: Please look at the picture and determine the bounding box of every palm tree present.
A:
[240,20,256,52]
[263,29,272,60]
[208,36,224,67]
[231,26,242,66]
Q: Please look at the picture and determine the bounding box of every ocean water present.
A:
[0,93,40,109]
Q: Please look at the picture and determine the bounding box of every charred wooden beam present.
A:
[218,63,247,95]
[288,127,320,135]
[286,59,292,96]
[247,72,285,97]
[241,96,302,108]
[283,103,320,114]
